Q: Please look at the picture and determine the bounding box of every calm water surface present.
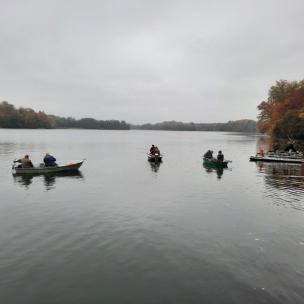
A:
[0,130,304,304]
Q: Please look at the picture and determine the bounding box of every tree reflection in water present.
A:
[13,171,84,191]
[256,162,304,210]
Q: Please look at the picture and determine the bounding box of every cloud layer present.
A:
[1,0,304,123]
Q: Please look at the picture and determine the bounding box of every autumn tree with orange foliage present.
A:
[0,101,54,128]
[257,80,304,139]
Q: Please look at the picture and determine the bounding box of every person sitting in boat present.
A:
[217,150,224,162]
[43,153,57,167]
[150,145,156,155]
[14,155,34,168]
[154,146,160,155]
[204,150,213,159]
[284,141,296,153]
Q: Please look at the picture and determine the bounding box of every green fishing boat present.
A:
[203,158,229,168]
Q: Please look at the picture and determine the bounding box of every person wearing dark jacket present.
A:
[284,142,296,152]
[43,153,57,167]
[204,150,213,159]
[154,146,160,155]
[217,151,224,162]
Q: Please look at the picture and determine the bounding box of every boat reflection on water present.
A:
[149,161,161,173]
[203,164,225,179]
[13,171,84,191]
[256,162,304,210]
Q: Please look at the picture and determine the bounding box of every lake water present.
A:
[0,130,304,304]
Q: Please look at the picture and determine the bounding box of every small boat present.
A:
[203,158,228,168]
[148,153,162,162]
[250,151,304,164]
[12,159,85,175]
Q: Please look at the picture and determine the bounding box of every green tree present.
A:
[273,110,304,139]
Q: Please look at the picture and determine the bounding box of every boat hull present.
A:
[250,156,304,164]
[148,154,162,162]
[13,160,84,175]
[203,158,228,168]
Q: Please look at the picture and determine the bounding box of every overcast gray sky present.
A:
[0,0,303,123]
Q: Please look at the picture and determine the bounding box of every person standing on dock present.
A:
[259,148,265,157]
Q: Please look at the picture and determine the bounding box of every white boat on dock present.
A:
[250,151,304,164]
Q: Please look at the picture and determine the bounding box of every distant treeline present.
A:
[0,101,130,129]
[49,115,130,130]
[257,80,304,139]
[132,119,257,132]
[1,100,257,132]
